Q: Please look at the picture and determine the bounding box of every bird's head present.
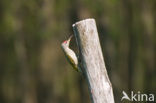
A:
[61,35,73,48]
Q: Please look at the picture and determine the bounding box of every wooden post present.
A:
[72,19,115,103]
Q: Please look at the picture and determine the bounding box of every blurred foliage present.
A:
[0,0,156,103]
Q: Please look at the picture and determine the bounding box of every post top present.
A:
[72,18,95,27]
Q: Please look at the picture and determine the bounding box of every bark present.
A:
[73,18,115,103]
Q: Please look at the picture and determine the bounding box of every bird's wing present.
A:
[65,50,78,71]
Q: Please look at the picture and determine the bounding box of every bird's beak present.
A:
[68,35,73,41]
[67,35,73,46]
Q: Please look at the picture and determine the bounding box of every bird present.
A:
[61,35,81,72]
[121,91,130,101]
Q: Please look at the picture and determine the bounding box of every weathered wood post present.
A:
[72,18,115,103]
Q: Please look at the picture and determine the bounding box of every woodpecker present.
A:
[61,35,81,72]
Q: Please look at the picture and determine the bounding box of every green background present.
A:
[0,0,156,103]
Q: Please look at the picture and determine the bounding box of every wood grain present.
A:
[73,19,115,103]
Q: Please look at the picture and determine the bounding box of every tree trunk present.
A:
[72,18,115,103]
